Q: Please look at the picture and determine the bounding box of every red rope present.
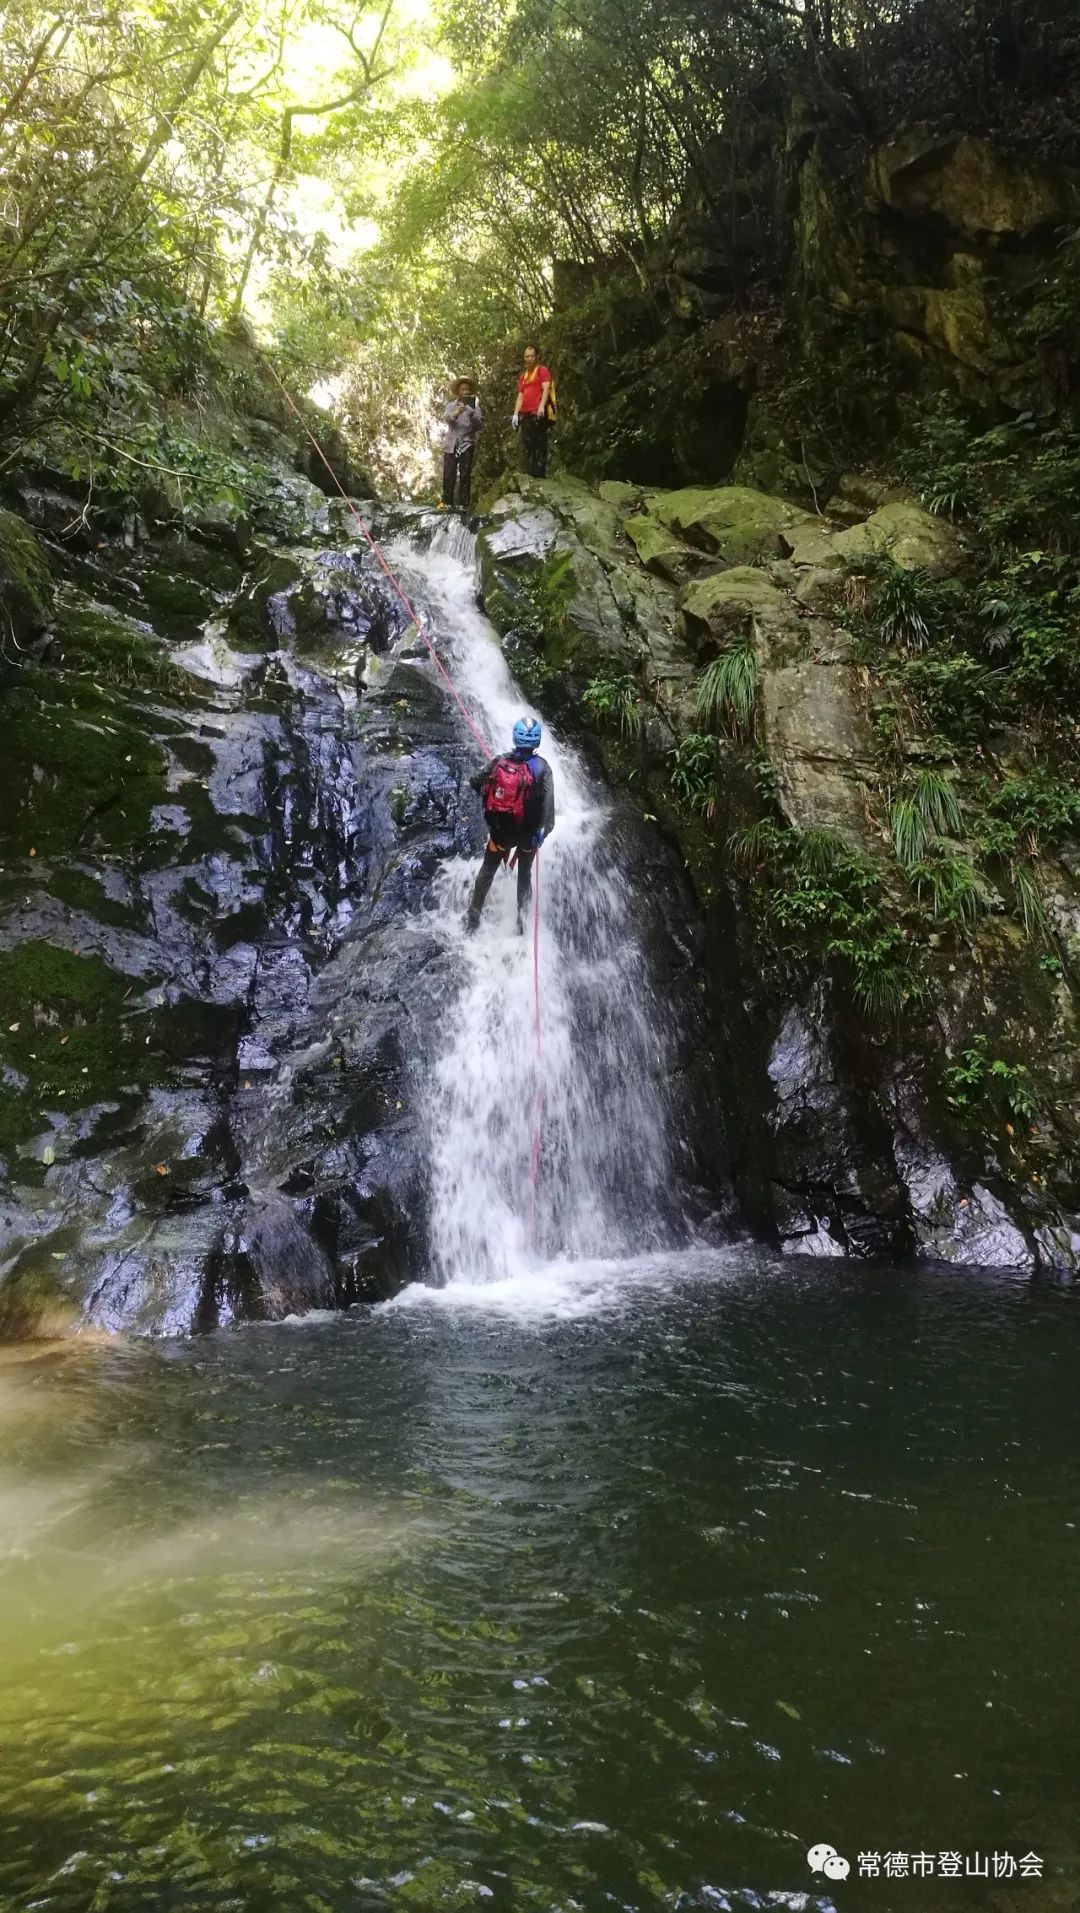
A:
[261,353,545,1241]
[259,354,493,760]
[527,849,544,1241]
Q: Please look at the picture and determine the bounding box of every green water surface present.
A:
[1,1253,1078,1911]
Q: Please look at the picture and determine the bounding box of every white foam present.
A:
[382,1249,726,1322]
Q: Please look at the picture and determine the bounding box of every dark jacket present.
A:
[470,751,555,841]
[443,396,483,454]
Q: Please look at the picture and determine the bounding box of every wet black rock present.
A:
[0,510,479,1337]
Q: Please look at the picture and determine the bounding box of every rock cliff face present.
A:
[476,473,1080,1272]
[467,82,1080,1275]
[543,122,1080,494]
[0,465,481,1335]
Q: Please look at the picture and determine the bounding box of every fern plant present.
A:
[890,796,926,869]
[798,826,849,877]
[695,641,757,736]
[891,769,963,868]
[582,671,643,738]
[669,733,717,816]
[828,931,922,1017]
[728,817,785,870]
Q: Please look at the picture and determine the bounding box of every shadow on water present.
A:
[1,1257,1080,1908]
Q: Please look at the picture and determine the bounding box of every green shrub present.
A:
[670,733,717,815]
[981,769,1080,853]
[582,671,643,737]
[1010,862,1053,946]
[943,1035,1039,1128]
[894,653,1002,738]
[873,561,934,649]
[909,851,994,930]
[728,819,920,1015]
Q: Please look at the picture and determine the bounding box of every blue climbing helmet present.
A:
[512,716,542,754]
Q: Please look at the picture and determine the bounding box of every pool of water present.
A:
[2,1251,1078,1910]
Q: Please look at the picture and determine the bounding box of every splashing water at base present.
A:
[384,523,685,1287]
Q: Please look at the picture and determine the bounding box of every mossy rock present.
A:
[0,506,53,648]
[624,514,699,583]
[187,497,251,561]
[47,863,141,930]
[128,549,240,629]
[831,502,962,573]
[681,567,792,642]
[230,553,306,651]
[136,568,216,623]
[873,130,1080,241]
[51,591,191,698]
[0,658,171,858]
[780,520,846,567]
[0,942,162,1161]
[760,658,878,839]
[642,485,803,564]
[881,284,1003,376]
[598,480,647,511]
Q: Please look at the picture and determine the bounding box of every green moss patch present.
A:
[229,553,304,651]
[0,506,53,642]
[52,592,191,699]
[47,864,141,930]
[0,661,170,858]
[0,942,163,1159]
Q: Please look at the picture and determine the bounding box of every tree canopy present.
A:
[0,0,1071,487]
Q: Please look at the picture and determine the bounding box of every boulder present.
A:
[760,658,877,837]
[680,566,792,644]
[598,480,647,511]
[187,497,251,561]
[642,485,807,565]
[624,513,700,583]
[831,501,962,572]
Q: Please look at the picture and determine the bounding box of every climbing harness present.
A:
[259,352,547,1239]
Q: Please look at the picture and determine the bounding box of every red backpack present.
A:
[483,755,534,823]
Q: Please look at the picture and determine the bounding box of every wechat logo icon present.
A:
[808,1843,851,1882]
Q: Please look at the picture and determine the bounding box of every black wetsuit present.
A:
[467,751,555,930]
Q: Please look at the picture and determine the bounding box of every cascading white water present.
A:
[384,521,685,1287]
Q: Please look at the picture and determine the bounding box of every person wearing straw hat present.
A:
[440,377,483,511]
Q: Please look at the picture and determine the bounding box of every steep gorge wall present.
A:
[463,50,1080,1272]
[475,472,1080,1270]
[533,115,1080,499]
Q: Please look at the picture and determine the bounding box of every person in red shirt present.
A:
[512,343,553,477]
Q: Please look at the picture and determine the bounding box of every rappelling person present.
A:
[466,717,555,935]
[440,377,483,511]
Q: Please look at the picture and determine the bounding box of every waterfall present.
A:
[383,522,688,1286]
